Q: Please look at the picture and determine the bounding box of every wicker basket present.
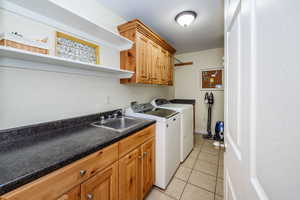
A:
[0,33,49,55]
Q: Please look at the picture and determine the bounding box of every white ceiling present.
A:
[98,0,224,54]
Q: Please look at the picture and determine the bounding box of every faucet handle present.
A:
[121,108,126,116]
[100,116,105,121]
[113,113,118,118]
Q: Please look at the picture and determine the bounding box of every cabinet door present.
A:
[81,162,118,200]
[136,34,150,83]
[56,186,80,200]
[119,148,142,200]
[141,138,155,198]
[160,49,168,85]
[148,41,160,84]
[167,53,174,85]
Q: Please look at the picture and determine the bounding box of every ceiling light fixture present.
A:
[175,11,197,27]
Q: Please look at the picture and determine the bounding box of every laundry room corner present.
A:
[173,48,224,135]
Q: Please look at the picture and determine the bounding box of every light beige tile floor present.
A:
[145,135,225,200]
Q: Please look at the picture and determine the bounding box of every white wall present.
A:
[173,48,224,134]
[50,0,126,34]
[0,2,172,130]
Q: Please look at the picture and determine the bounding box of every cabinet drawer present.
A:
[119,124,155,158]
[81,162,118,200]
[1,143,118,200]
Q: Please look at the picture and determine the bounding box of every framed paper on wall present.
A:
[200,67,224,91]
[55,31,100,64]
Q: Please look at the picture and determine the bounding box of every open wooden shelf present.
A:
[0,47,134,78]
[1,0,133,51]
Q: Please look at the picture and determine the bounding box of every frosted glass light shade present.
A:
[175,11,197,27]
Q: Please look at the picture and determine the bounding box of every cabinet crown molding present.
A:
[118,19,176,54]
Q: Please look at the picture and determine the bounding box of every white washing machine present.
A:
[152,98,194,162]
[126,102,181,189]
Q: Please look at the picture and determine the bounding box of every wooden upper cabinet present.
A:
[148,41,161,84]
[81,162,118,200]
[118,19,175,85]
[136,34,150,83]
[167,52,174,85]
[159,48,168,85]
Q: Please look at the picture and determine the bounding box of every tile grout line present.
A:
[185,139,218,198]
[186,182,216,196]
[193,141,219,177]
[203,139,220,200]
[153,187,178,200]
[178,139,204,200]
[149,138,224,200]
[214,143,223,200]
[214,155,220,200]
[178,145,200,200]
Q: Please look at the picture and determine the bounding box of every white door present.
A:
[224,0,300,199]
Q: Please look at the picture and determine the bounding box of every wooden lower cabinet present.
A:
[119,137,155,200]
[56,186,81,200]
[81,162,118,200]
[141,139,155,198]
[0,125,155,200]
[119,148,142,200]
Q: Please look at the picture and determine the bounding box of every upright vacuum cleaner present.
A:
[203,92,214,139]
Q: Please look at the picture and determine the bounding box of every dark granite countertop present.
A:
[0,113,155,195]
[170,99,196,105]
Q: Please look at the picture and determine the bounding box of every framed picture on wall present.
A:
[200,66,224,91]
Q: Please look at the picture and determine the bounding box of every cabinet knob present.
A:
[143,152,148,157]
[79,170,87,176]
[87,193,93,200]
[138,155,143,159]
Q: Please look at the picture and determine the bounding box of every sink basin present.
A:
[91,117,142,132]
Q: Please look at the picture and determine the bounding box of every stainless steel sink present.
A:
[91,117,142,132]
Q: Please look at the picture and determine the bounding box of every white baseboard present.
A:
[194,131,207,135]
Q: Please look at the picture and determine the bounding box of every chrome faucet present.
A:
[112,110,122,119]
[113,113,118,119]
[112,108,126,119]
